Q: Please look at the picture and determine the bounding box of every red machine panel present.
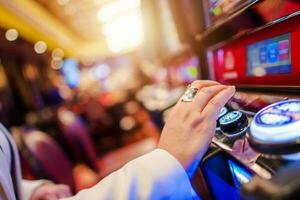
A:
[208,14,300,86]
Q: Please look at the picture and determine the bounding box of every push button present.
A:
[219,110,248,136]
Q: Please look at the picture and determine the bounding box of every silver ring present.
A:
[181,84,198,102]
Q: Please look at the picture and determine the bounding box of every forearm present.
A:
[63,149,193,200]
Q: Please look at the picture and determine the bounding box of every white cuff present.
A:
[22,179,50,200]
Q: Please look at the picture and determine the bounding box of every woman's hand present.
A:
[158,80,235,176]
[31,183,72,200]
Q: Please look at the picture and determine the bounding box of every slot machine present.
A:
[191,0,300,199]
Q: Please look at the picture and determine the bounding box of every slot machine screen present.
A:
[201,151,253,199]
[247,33,291,77]
[204,0,255,26]
[168,56,199,86]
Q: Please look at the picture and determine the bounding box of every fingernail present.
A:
[226,85,235,89]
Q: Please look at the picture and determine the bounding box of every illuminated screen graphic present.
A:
[259,113,292,126]
[208,0,245,17]
[247,33,291,76]
[255,100,300,127]
[202,152,253,200]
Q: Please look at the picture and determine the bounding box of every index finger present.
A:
[202,86,235,120]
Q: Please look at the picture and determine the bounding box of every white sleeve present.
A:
[63,149,193,200]
[21,179,49,200]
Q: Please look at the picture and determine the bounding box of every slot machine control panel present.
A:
[212,93,300,158]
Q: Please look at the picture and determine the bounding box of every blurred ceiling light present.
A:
[57,0,69,6]
[34,41,47,54]
[5,29,18,41]
[97,0,140,22]
[95,1,144,53]
[99,0,143,53]
[103,12,143,53]
[51,59,63,70]
[52,48,64,60]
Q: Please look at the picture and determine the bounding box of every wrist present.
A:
[157,144,205,178]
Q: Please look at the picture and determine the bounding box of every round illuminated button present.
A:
[249,99,300,154]
[219,111,248,136]
[219,106,228,118]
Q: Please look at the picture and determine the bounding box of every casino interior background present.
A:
[1,0,300,199]
[0,0,203,192]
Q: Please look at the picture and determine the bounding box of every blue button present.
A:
[267,42,279,63]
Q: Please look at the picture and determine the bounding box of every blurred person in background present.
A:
[0,80,234,200]
[0,124,71,200]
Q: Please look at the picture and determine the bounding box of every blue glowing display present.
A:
[228,160,252,188]
[61,59,81,88]
[201,152,253,200]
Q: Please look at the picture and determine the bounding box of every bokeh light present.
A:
[5,29,18,41]
[34,41,47,54]
[52,48,64,61]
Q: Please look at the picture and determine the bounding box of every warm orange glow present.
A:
[0,64,7,89]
